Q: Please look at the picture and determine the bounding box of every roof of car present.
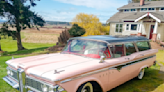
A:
[71,35,149,44]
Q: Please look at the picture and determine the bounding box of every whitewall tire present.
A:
[77,82,93,92]
[138,68,145,80]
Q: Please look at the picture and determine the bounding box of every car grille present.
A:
[26,77,43,91]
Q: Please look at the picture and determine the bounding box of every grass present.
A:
[156,50,164,66]
[0,55,28,92]
[0,37,55,55]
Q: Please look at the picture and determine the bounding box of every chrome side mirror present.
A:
[99,56,106,63]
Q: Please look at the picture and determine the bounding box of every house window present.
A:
[141,8,147,11]
[148,8,155,11]
[115,24,123,33]
[131,24,138,31]
[160,7,164,11]
[131,9,136,12]
[126,24,138,31]
[124,9,129,12]
[126,24,129,30]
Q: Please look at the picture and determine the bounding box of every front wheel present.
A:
[138,68,145,79]
[77,82,93,92]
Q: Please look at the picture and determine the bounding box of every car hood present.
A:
[6,53,102,81]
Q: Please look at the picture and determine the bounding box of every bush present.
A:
[68,24,85,37]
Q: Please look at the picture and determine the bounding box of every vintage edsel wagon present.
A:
[3,35,158,92]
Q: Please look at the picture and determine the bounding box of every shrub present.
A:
[68,24,85,37]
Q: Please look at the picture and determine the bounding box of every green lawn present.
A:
[0,37,55,55]
[0,55,28,92]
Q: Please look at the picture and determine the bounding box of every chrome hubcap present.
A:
[82,86,90,92]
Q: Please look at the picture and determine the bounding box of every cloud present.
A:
[53,0,126,9]
[38,10,76,22]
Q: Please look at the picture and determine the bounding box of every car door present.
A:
[126,41,154,79]
[107,44,131,91]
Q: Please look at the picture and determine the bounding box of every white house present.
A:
[107,0,164,42]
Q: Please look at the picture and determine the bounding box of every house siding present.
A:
[157,23,164,41]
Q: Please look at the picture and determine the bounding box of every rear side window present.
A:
[136,41,150,51]
[110,44,125,58]
[125,43,136,55]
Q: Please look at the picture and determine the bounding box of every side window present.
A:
[125,43,136,55]
[110,44,125,58]
[136,41,150,51]
[98,43,111,58]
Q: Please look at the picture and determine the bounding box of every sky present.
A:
[1,0,128,23]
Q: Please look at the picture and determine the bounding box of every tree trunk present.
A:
[16,31,25,51]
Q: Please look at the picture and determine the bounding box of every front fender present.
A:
[59,76,105,92]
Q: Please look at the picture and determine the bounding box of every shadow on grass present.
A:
[1,47,50,56]
[108,67,164,92]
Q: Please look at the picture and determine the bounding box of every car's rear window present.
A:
[136,41,150,51]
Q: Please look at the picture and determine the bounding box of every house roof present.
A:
[107,1,164,23]
[71,35,149,44]
[107,11,164,23]
[118,1,164,10]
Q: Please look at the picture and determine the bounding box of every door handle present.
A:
[140,54,144,56]
[125,58,130,60]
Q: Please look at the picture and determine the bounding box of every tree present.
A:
[0,0,45,50]
[72,13,102,36]
[68,24,85,37]
[100,25,110,35]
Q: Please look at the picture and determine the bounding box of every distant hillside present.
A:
[0,20,5,23]
[46,21,71,26]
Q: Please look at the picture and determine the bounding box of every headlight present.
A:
[10,71,13,76]
[49,87,55,92]
[7,70,11,75]
[42,84,48,92]
[57,86,66,92]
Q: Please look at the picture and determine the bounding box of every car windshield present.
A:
[61,39,111,59]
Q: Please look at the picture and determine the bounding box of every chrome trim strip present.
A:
[7,67,17,72]
[3,76,19,89]
[26,86,41,92]
[17,68,24,92]
[8,75,18,82]
[61,55,156,83]
[61,67,109,83]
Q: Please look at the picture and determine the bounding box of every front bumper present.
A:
[3,76,34,92]
[3,76,19,89]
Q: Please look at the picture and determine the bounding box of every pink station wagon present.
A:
[3,35,158,92]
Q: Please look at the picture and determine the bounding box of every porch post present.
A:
[152,21,158,41]
[137,21,143,36]
[153,21,158,34]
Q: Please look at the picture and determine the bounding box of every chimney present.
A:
[140,0,144,6]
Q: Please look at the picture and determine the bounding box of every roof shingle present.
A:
[118,1,164,10]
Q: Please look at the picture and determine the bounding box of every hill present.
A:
[46,21,71,26]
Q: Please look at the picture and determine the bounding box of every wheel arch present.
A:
[140,65,148,70]
[75,77,104,92]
